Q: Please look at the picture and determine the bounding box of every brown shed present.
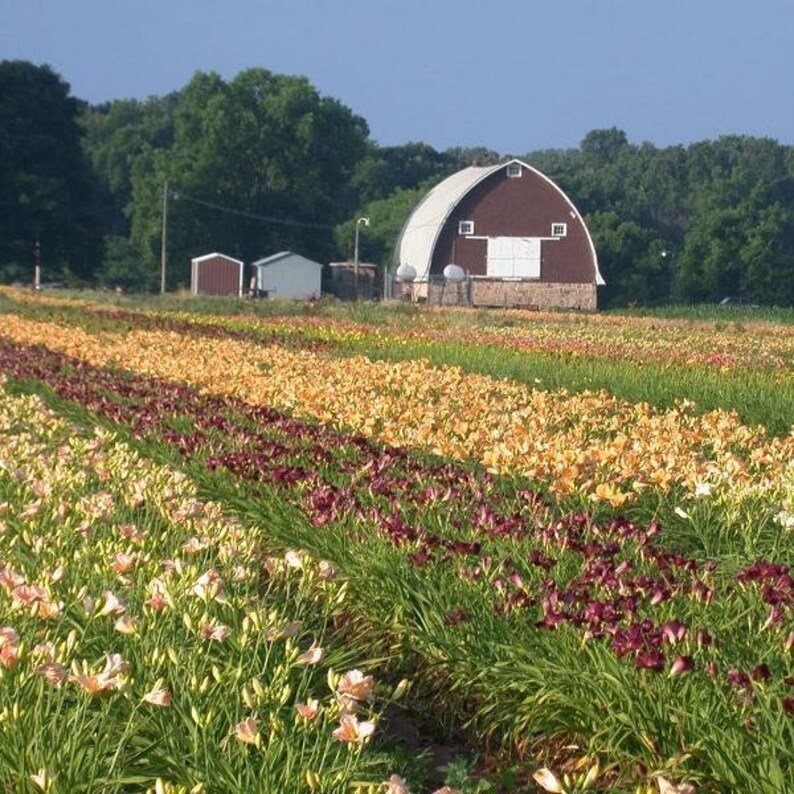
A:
[395,159,603,310]
[190,253,244,297]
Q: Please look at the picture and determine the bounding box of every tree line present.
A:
[2,60,793,307]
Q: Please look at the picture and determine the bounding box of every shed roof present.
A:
[252,251,323,269]
[396,158,603,284]
[191,252,244,266]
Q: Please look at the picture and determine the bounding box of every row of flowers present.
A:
[0,380,421,791]
[1,311,791,511]
[5,286,793,374]
[1,338,791,733]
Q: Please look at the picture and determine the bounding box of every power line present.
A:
[170,189,335,230]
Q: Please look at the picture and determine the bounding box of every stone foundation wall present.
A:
[404,279,597,311]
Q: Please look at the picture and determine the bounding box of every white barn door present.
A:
[486,237,541,278]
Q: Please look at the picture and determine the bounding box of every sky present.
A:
[2,0,793,155]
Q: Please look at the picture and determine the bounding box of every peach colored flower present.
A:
[193,569,223,600]
[118,523,147,543]
[36,598,63,620]
[295,644,324,666]
[0,626,20,669]
[10,583,46,609]
[114,615,138,635]
[317,560,337,580]
[200,622,231,643]
[96,590,126,616]
[294,699,320,720]
[142,684,172,707]
[182,536,208,554]
[111,552,137,574]
[234,716,260,745]
[36,662,69,687]
[284,550,304,569]
[332,714,376,744]
[532,768,563,793]
[337,669,375,703]
[384,775,412,794]
[658,777,696,794]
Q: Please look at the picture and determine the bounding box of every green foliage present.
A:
[0,60,103,281]
[124,69,369,290]
[97,235,158,293]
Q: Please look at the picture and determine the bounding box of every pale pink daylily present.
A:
[294,698,320,720]
[295,644,324,666]
[142,684,172,707]
[332,714,376,744]
[658,776,696,794]
[384,775,412,794]
[0,626,20,670]
[192,569,223,600]
[96,590,126,617]
[234,716,260,746]
[532,768,563,793]
[36,662,69,687]
[111,552,137,574]
[284,550,304,569]
[199,622,231,643]
[336,669,375,703]
[114,615,139,635]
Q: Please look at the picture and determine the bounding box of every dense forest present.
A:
[2,60,794,307]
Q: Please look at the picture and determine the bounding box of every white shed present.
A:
[251,251,323,300]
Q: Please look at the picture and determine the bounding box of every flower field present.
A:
[0,288,792,793]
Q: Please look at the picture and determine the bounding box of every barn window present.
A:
[458,220,474,235]
[506,163,523,178]
[551,223,567,237]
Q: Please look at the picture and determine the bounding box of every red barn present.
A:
[190,253,244,297]
[395,159,604,309]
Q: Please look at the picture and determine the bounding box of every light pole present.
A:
[33,239,41,291]
[661,248,674,303]
[353,216,369,299]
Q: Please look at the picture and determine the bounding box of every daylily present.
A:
[331,714,375,744]
[294,698,320,720]
[670,655,695,677]
[96,590,126,616]
[111,552,137,574]
[142,683,172,707]
[532,768,563,793]
[36,662,69,687]
[336,669,375,702]
[383,775,412,794]
[29,769,52,792]
[295,644,324,666]
[199,622,231,643]
[114,615,139,635]
[657,776,696,794]
[233,716,260,746]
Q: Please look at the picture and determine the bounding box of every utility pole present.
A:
[353,216,369,299]
[160,181,168,295]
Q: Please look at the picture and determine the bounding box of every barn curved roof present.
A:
[396,159,604,285]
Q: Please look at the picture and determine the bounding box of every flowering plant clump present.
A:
[0,382,399,790]
[1,313,791,507]
[0,293,792,791]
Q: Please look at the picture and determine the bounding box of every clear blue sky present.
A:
[2,0,792,154]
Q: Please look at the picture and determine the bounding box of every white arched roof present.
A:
[396,159,604,285]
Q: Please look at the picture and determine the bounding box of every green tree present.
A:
[0,60,102,281]
[352,141,459,204]
[334,185,428,272]
[127,69,369,289]
[587,211,664,308]
[80,94,177,236]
